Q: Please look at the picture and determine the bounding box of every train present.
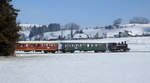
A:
[15,40,130,53]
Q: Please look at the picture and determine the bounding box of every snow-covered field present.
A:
[1,37,150,83]
[0,52,150,83]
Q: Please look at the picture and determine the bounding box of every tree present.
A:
[105,25,113,29]
[113,18,122,28]
[29,26,36,39]
[64,23,80,30]
[129,17,149,24]
[94,32,99,39]
[48,23,60,31]
[64,23,80,39]
[0,0,20,56]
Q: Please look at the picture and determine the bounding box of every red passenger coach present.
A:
[16,41,58,53]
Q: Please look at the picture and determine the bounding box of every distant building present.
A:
[115,30,134,37]
[73,33,89,39]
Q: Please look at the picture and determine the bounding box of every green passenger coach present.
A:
[61,43,107,53]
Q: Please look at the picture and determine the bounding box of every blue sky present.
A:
[14,0,150,27]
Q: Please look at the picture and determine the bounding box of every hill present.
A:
[19,24,150,41]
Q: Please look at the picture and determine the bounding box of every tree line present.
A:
[29,23,80,39]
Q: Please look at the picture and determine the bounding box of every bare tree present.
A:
[129,17,149,24]
[113,18,122,26]
[64,23,80,39]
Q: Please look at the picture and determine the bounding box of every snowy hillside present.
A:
[19,23,150,40]
[121,24,150,28]
[19,24,43,40]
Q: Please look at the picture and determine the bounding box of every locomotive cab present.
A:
[108,41,129,52]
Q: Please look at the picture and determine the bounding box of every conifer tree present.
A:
[0,0,20,56]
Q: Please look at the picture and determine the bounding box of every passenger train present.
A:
[15,40,130,53]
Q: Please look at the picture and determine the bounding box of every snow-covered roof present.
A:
[121,24,150,28]
[19,24,42,28]
[17,41,59,43]
[73,33,88,39]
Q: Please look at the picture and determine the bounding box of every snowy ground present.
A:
[1,37,150,83]
[0,52,150,83]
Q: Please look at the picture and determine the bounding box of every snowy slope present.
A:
[1,52,150,83]
[121,24,150,28]
[19,24,42,40]
[31,30,77,40]
[19,23,150,40]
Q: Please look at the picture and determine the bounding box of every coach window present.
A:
[95,44,98,47]
[67,44,69,47]
[66,44,68,47]
[98,44,101,46]
[87,44,89,47]
[42,44,44,47]
[37,44,40,47]
[80,44,82,47]
[47,44,50,47]
[77,44,79,47]
[21,44,24,47]
[53,44,55,47]
[45,44,47,47]
[51,44,54,47]
[91,44,93,47]
[41,44,43,47]
[68,44,70,47]
[99,44,101,46]
[16,44,19,47]
[49,44,52,47]
[20,44,22,47]
[64,44,66,48]
[47,44,49,47]
[35,44,37,47]
[69,44,71,47]
[28,44,31,47]
[26,44,29,47]
[31,44,34,47]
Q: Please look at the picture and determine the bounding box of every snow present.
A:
[0,52,150,83]
[121,24,150,28]
[19,24,42,28]
[73,33,88,39]
[19,23,150,40]
[1,36,150,83]
[4,35,150,83]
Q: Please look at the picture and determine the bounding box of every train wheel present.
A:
[94,50,98,53]
[51,51,56,53]
[70,50,74,53]
[101,50,106,52]
[62,50,66,53]
[44,51,48,53]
